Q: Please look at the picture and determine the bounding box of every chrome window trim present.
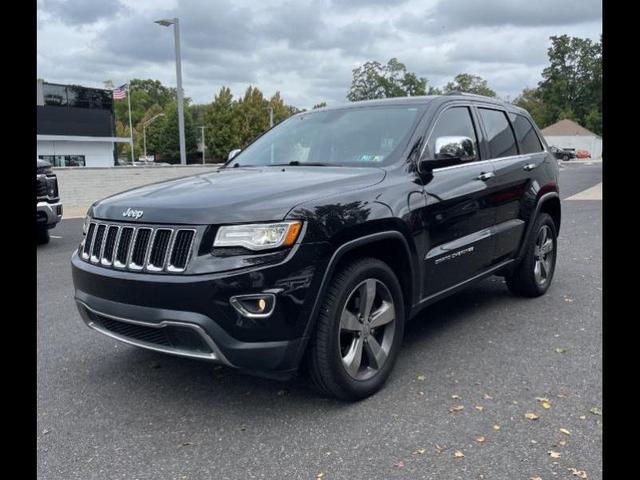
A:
[430,152,536,173]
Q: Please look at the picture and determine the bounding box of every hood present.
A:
[91,165,386,225]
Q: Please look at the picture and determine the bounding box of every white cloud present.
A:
[37,0,602,108]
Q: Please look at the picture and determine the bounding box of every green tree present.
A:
[159,100,198,162]
[235,86,270,147]
[513,87,547,128]
[313,102,327,109]
[204,86,242,161]
[444,73,496,97]
[536,34,602,133]
[347,58,429,101]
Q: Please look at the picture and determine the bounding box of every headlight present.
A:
[214,221,303,251]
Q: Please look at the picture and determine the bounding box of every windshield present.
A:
[227,105,424,168]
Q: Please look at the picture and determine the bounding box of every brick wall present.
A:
[54,165,220,217]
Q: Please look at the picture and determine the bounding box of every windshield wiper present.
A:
[270,161,334,167]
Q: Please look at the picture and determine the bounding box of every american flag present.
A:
[113,83,128,100]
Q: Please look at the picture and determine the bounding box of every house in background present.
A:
[541,119,602,159]
[37,79,130,167]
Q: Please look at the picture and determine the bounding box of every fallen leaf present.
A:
[535,397,550,403]
[474,436,485,443]
[42,429,50,435]
[434,444,444,452]
[525,412,540,420]
[555,347,567,354]
[569,468,588,478]
[413,448,426,455]
[560,428,571,436]
[453,450,464,458]
[589,407,602,416]
[475,405,484,411]
[579,415,586,420]
[449,405,464,413]
[417,375,426,381]
[484,394,493,400]
[418,391,425,396]
[559,440,566,446]
[542,401,552,410]
[548,451,561,459]
[564,297,574,303]
[451,394,461,400]
[493,425,501,431]
[316,473,324,479]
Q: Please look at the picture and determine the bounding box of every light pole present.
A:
[197,125,206,164]
[143,113,165,160]
[155,17,186,165]
[268,105,274,128]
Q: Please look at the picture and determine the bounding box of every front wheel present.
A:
[37,227,50,245]
[307,258,405,400]
[506,213,557,297]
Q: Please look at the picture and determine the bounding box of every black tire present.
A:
[37,227,50,245]
[506,213,557,297]
[307,257,405,401]
[562,154,569,161]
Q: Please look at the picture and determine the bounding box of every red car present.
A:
[576,149,591,159]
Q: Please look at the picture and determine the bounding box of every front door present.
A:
[418,105,498,298]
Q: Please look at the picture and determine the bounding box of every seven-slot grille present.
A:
[81,221,196,273]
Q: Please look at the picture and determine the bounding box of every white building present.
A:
[541,119,602,159]
[37,79,130,167]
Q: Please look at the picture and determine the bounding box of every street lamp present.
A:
[143,113,165,160]
[155,17,186,165]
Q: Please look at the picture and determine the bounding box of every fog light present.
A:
[230,294,276,318]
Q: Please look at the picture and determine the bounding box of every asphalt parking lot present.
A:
[37,162,602,480]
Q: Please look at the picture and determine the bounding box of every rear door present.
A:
[419,104,498,298]
[475,108,546,264]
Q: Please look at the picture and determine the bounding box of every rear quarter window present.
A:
[478,108,518,158]
[510,113,543,154]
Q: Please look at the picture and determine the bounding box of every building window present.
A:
[42,83,113,111]
[38,155,86,167]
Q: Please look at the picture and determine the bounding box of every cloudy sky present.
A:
[37,0,601,109]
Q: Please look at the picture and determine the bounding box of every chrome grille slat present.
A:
[81,222,197,274]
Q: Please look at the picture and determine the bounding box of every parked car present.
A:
[36,159,63,244]
[72,95,560,400]
[549,145,576,161]
[576,149,591,159]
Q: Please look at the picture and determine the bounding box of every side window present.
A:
[478,108,518,158]
[427,106,480,161]
[510,113,543,154]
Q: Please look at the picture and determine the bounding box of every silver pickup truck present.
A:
[36,159,62,244]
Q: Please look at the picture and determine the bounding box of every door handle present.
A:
[477,171,495,181]
[523,163,537,171]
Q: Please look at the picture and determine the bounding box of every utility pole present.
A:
[198,126,206,164]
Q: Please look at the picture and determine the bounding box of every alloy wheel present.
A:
[338,278,396,381]
[533,225,555,285]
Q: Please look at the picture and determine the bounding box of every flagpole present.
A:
[127,81,134,163]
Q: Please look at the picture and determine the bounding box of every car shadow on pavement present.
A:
[85,277,516,414]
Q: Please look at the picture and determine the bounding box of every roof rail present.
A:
[445,91,490,98]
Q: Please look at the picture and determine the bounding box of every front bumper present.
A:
[37,200,63,228]
[71,242,331,377]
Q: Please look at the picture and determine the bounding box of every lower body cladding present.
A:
[71,242,331,379]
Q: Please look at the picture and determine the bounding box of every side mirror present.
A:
[228,149,242,161]
[419,136,477,174]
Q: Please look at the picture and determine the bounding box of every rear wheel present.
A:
[307,258,405,400]
[506,213,557,297]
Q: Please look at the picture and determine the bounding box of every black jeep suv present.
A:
[71,95,560,400]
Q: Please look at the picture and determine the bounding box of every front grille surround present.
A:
[80,221,197,273]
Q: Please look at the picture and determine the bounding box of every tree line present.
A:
[114,34,601,164]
